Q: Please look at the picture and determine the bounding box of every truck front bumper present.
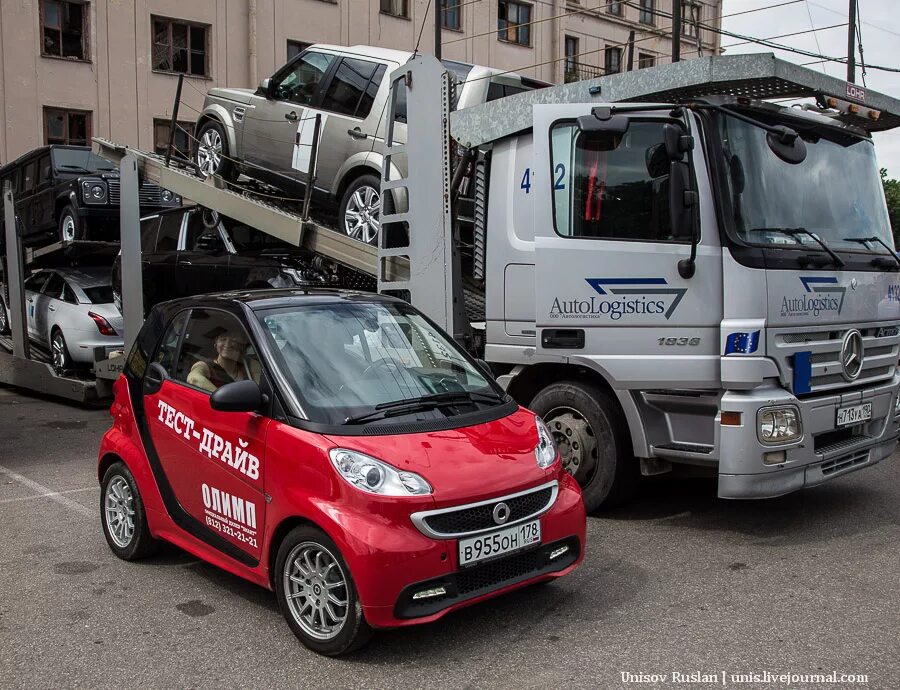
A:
[717,373,900,499]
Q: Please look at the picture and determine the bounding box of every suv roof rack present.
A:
[451,53,900,149]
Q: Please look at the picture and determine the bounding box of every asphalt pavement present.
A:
[0,384,897,690]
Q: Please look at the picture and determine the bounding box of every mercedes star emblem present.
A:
[492,502,511,525]
[840,329,864,381]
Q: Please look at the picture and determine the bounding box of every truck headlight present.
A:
[329,449,432,496]
[757,406,802,445]
[534,416,558,468]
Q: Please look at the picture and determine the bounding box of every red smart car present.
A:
[98,290,585,655]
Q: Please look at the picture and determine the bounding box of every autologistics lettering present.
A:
[550,296,667,321]
[780,294,842,318]
[156,399,260,480]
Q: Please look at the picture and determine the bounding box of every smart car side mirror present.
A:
[210,380,268,413]
[143,362,168,395]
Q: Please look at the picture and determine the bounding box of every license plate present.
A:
[836,402,872,427]
[458,520,541,567]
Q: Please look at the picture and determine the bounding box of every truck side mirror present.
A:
[577,108,630,151]
[670,160,698,279]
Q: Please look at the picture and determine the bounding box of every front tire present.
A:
[274,525,372,656]
[529,381,638,512]
[339,174,382,246]
[50,328,73,374]
[195,121,236,181]
[100,461,159,560]
[58,205,83,243]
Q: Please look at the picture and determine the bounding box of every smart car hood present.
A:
[324,408,554,507]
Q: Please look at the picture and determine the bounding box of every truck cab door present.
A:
[531,104,723,389]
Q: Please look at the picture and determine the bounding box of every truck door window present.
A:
[272,50,335,106]
[551,120,678,242]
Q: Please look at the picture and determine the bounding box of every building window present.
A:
[604,47,622,75]
[682,2,700,38]
[40,0,89,60]
[154,119,195,160]
[441,0,462,30]
[638,52,656,69]
[44,107,91,146]
[152,16,210,77]
[564,35,578,83]
[606,0,623,16]
[380,0,409,18]
[498,1,532,47]
[639,0,655,25]
[287,40,311,61]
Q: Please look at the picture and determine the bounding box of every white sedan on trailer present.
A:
[18,268,123,373]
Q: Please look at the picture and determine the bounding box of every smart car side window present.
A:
[173,309,261,393]
[153,310,189,377]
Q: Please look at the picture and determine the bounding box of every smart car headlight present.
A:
[534,416,558,468]
[329,449,432,496]
[757,406,802,445]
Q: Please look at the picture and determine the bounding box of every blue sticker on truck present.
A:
[724,331,760,355]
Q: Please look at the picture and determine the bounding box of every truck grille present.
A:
[770,324,899,396]
[411,481,557,538]
[107,179,163,205]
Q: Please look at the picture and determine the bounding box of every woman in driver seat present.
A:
[188,328,260,392]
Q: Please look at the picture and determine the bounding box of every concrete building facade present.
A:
[0,0,721,165]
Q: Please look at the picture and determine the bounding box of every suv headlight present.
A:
[161,189,175,203]
[329,449,432,496]
[757,406,802,444]
[81,179,107,204]
[534,416,558,468]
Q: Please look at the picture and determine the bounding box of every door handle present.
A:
[541,329,585,350]
[285,111,299,122]
[180,260,193,265]
[347,128,368,140]
[48,305,56,312]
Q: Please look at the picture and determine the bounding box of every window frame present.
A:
[681,1,701,38]
[606,0,623,17]
[40,0,91,62]
[638,52,656,69]
[153,118,196,161]
[43,107,92,146]
[379,0,410,19]
[564,35,579,79]
[549,116,698,245]
[639,0,655,25]
[441,0,463,31]
[604,46,622,75]
[286,39,312,62]
[151,15,211,78]
[497,0,533,47]
[318,58,386,120]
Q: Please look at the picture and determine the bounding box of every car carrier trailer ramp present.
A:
[92,138,377,277]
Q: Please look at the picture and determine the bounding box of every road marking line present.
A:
[0,486,96,505]
[0,465,93,517]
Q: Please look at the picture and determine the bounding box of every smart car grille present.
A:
[456,548,541,595]
[107,180,163,205]
[417,484,555,537]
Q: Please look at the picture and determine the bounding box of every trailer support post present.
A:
[119,154,144,354]
[3,184,28,359]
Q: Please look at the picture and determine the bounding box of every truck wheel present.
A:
[339,174,382,246]
[195,121,236,181]
[274,525,373,656]
[529,381,638,512]
[100,461,159,560]
[58,205,83,243]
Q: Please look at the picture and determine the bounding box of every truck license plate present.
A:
[458,520,541,567]
[836,403,872,427]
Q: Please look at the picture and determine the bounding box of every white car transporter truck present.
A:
[86,54,900,512]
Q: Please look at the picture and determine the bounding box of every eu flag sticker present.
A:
[724,331,760,355]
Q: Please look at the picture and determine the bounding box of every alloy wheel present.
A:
[545,407,599,483]
[283,542,350,641]
[0,303,7,333]
[61,215,76,242]
[197,129,223,176]
[51,332,67,371]
[104,476,136,548]
[344,185,380,245]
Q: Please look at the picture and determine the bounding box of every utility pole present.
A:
[626,30,636,71]
[435,0,442,60]
[847,0,857,83]
[672,0,681,62]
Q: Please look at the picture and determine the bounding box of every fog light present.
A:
[757,406,801,445]
[549,545,569,561]
[763,450,787,465]
[412,586,447,600]
[720,411,742,426]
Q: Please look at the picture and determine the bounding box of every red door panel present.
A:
[145,380,269,560]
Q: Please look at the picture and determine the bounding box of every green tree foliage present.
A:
[882,168,900,244]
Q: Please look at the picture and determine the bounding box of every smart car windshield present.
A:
[258,300,505,425]
[713,111,893,253]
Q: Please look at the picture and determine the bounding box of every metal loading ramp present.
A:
[92,139,377,277]
[451,53,900,149]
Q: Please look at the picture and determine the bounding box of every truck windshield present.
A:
[258,301,504,425]
[714,111,893,252]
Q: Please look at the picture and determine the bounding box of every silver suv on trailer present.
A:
[195,43,548,244]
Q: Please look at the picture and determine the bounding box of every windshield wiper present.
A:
[843,236,900,268]
[344,391,503,425]
[748,227,845,268]
[57,164,97,174]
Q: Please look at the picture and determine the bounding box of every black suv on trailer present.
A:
[0,145,181,248]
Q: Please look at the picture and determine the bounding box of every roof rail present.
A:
[451,53,900,148]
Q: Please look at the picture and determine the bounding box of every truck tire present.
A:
[529,381,638,512]
[195,121,236,181]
